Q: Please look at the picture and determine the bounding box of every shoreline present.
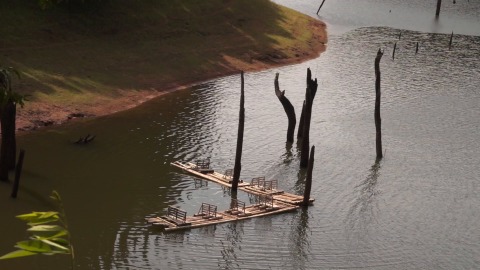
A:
[15,16,327,135]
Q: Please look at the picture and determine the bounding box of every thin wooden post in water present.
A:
[415,42,419,54]
[392,42,397,60]
[316,0,326,14]
[436,0,442,17]
[448,31,453,49]
[302,145,315,206]
[232,72,245,191]
[374,49,384,160]
[274,73,296,143]
[11,149,25,198]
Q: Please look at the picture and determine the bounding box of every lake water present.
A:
[1,1,479,269]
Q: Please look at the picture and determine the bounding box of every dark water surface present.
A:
[1,1,480,269]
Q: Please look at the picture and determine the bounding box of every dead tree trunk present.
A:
[274,73,296,143]
[302,145,315,206]
[297,101,306,139]
[232,71,245,191]
[0,100,17,181]
[11,149,25,198]
[300,68,318,168]
[436,0,442,17]
[374,49,384,160]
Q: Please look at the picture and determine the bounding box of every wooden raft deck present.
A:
[170,160,314,205]
[146,160,314,232]
[146,201,299,232]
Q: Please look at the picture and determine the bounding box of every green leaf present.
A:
[33,230,68,240]
[15,240,52,253]
[0,249,37,260]
[16,211,60,225]
[40,239,70,252]
[28,225,64,232]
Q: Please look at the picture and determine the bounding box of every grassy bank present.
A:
[1,0,326,131]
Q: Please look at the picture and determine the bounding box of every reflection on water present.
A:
[2,5,480,270]
[347,160,382,240]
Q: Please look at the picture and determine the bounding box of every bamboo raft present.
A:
[170,160,314,205]
[146,159,313,231]
[146,199,299,232]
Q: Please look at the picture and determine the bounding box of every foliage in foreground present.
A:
[0,191,73,261]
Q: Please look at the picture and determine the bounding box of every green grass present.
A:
[1,0,325,110]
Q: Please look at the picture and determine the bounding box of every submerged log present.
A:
[232,71,245,191]
[302,145,315,206]
[374,49,384,160]
[300,68,318,168]
[274,73,296,143]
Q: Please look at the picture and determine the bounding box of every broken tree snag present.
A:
[232,71,245,191]
[302,145,315,206]
[374,49,384,160]
[436,0,442,17]
[300,68,318,168]
[274,73,296,143]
